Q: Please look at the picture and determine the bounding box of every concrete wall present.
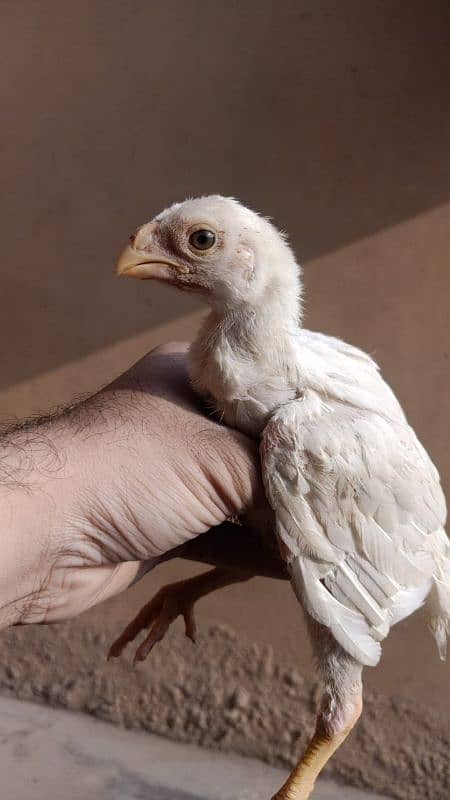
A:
[1,2,449,712]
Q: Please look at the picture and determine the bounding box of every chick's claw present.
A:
[107,580,198,664]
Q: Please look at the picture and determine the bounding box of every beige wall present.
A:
[1,1,448,388]
[1,2,449,711]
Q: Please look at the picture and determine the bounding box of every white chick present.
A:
[114,196,450,800]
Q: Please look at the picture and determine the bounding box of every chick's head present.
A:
[117,195,300,311]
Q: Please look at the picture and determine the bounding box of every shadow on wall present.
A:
[0,0,449,389]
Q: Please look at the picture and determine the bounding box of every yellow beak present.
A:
[116,245,189,281]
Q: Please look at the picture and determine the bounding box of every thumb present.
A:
[35,561,147,623]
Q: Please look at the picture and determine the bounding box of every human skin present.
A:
[0,343,286,631]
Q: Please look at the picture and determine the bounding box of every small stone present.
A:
[227,687,251,710]
[5,664,20,681]
[259,646,275,678]
[283,669,303,688]
[225,707,242,725]
[20,681,33,698]
[210,686,224,705]
[168,686,183,704]
[188,705,204,724]
[166,712,176,729]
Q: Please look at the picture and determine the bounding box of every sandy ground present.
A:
[0,696,389,800]
[0,615,448,800]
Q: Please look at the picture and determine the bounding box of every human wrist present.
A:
[0,411,98,626]
[0,383,169,628]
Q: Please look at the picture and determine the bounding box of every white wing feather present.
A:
[261,381,449,666]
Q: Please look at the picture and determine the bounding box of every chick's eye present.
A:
[189,229,216,251]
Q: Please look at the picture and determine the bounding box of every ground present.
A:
[0,618,448,799]
[0,696,388,800]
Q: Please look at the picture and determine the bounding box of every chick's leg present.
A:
[108,522,286,663]
[272,700,362,800]
[273,625,363,800]
[108,567,250,664]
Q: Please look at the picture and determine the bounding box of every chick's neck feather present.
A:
[189,248,304,421]
[210,243,303,356]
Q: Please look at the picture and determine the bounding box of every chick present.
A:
[112,196,450,800]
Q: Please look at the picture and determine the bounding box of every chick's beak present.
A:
[116,243,189,281]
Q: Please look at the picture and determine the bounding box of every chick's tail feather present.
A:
[427,531,450,660]
[428,580,450,661]
[289,557,382,667]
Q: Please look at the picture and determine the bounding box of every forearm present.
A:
[0,410,94,627]
[0,388,154,627]
[0,478,63,628]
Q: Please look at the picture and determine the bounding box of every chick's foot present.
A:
[107,567,248,664]
[107,577,199,664]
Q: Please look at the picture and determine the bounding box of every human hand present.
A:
[0,343,263,626]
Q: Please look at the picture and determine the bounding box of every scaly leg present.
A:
[272,701,362,800]
[273,623,363,800]
[108,567,250,664]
